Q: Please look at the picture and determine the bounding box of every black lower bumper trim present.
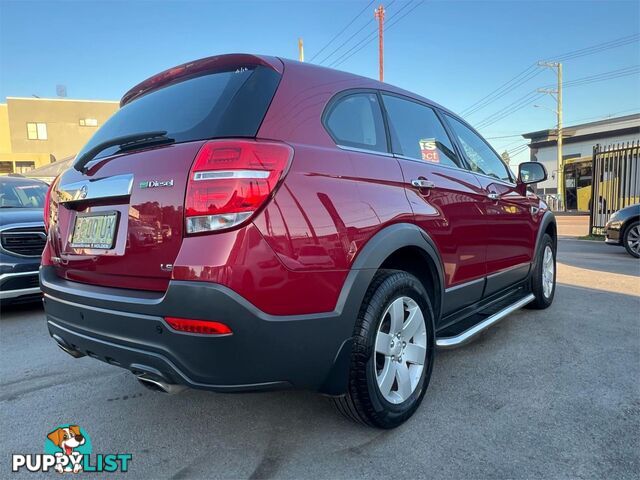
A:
[40,266,359,394]
[48,319,289,392]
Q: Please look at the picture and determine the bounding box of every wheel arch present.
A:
[621,215,640,239]
[347,223,444,319]
[320,223,444,395]
[536,211,557,256]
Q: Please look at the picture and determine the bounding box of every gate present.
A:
[589,141,640,234]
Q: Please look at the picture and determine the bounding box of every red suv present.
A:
[41,54,556,428]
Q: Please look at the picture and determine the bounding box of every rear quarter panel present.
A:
[252,61,414,314]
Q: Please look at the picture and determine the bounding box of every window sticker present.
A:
[419,138,440,163]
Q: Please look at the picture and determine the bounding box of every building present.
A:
[0,97,119,175]
[522,114,640,211]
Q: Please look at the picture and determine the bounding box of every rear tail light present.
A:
[43,175,59,233]
[165,317,232,335]
[185,139,293,234]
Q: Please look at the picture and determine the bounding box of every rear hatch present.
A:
[48,55,282,291]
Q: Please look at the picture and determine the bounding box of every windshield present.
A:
[0,179,49,208]
[77,65,281,161]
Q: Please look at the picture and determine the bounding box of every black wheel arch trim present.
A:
[322,222,445,395]
[534,211,557,262]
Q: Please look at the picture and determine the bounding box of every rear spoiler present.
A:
[120,54,284,107]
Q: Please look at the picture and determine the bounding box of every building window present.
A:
[27,122,47,140]
[0,162,13,174]
[79,118,98,127]
[14,161,36,174]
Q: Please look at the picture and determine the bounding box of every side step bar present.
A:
[436,293,535,349]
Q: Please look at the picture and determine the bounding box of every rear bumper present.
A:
[40,266,354,394]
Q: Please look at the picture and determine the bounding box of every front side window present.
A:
[324,92,387,152]
[381,94,460,168]
[445,115,512,182]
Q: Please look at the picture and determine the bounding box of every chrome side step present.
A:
[435,293,535,349]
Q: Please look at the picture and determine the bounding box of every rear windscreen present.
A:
[78,66,280,160]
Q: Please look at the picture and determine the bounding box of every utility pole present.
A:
[298,37,304,62]
[374,5,385,82]
[537,61,563,210]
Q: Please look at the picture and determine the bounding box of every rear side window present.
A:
[381,94,461,168]
[324,93,387,153]
[78,66,280,160]
[445,114,513,182]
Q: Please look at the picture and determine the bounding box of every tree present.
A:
[501,151,511,166]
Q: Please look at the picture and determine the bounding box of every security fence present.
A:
[589,141,640,234]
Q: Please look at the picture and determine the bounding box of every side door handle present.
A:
[411,179,435,189]
[487,192,501,201]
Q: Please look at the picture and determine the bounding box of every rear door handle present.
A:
[487,192,501,201]
[411,179,435,189]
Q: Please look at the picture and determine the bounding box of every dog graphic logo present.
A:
[45,425,91,473]
[12,424,131,473]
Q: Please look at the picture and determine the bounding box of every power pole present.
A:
[298,37,304,62]
[374,5,385,82]
[537,61,563,210]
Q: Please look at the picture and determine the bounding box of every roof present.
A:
[522,113,640,148]
[24,156,75,179]
[120,53,453,115]
[5,97,118,104]
[0,174,48,185]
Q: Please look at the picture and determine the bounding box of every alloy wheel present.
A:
[542,245,555,298]
[626,225,640,256]
[374,296,427,404]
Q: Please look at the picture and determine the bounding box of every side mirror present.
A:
[518,162,547,185]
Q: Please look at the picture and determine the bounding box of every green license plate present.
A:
[71,212,118,249]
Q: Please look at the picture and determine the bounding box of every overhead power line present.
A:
[460,63,537,116]
[332,0,424,69]
[309,0,375,63]
[461,66,543,117]
[551,33,640,62]
[318,0,396,66]
[461,33,640,116]
[474,65,640,129]
[484,134,526,139]
[328,0,410,68]
[475,91,544,129]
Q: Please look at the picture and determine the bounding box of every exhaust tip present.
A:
[52,334,86,358]
[135,373,186,395]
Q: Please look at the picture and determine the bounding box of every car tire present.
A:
[622,220,640,258]
[333,270,435,429]
[526,233,556,309]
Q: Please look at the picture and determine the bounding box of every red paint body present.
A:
[47,55,545,317]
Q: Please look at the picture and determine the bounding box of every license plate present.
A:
[71,212,118,249]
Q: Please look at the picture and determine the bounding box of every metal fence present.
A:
[589,141,640,234]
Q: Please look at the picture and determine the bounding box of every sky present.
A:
[1,0,639,164]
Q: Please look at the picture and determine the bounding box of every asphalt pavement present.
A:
[1,238,639,479]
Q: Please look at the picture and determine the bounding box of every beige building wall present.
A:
[6,97,119,161]
[0,104,11,153]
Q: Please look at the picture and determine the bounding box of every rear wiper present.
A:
[73,131,173,173]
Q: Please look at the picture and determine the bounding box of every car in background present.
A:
[0,175,49,303]
[605,203,640,258]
